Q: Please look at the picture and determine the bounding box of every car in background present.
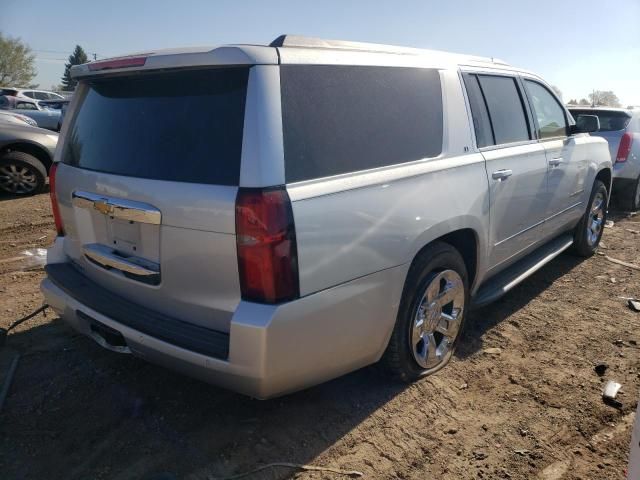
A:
[0,95,62,131]
[569,107,640,210]
[0,87,65,100]
[0,123,58,195]
[39,98,72,130]
[0,111,38,127]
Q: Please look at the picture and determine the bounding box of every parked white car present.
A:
[0,87,65,100]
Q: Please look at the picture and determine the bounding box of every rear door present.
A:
[523,79,587,234]
[55,67,249,333]
[463,72,548,271]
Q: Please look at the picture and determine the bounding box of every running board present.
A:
[471,234,574,308]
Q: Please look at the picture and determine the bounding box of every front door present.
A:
[523,79,587,235]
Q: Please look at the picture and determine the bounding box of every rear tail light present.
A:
[49,162,64,236]
[616,132,633,163]
[235,187,299,304]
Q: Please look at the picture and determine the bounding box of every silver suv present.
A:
[41,36,611,398]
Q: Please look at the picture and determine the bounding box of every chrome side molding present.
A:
[72,191,161,225]
[83,244,159,277]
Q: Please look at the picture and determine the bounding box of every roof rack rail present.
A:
[269,34,509,65]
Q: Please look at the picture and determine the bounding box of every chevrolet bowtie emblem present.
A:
[93,199,113,216]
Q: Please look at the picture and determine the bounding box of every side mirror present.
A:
[570,114,600,134]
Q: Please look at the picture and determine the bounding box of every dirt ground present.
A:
[0,191,639,480]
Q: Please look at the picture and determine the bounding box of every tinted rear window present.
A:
[462,74,494,148]
[477,75,531,145]
[62,68,249,185]
[569,109,631,132]
[281,65,443,182]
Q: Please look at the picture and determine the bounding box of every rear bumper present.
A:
[41,248,406,399]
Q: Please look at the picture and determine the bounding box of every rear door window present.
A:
[476,75,531,145]
[62,68,249,186]
[280,65,443,182]
[462,74,494,148]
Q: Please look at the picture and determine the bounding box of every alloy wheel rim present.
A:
[411,269,465,370]
[0,163,38,194]
[586,191,605,246]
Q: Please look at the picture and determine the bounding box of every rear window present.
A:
[569,109,631,132]
[62,68,249,185]
[281,65,443,183]
[476,75,531,144]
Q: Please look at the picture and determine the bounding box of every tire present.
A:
[0,151,47,196]
[382,241,469,382]
[571,180,608,257]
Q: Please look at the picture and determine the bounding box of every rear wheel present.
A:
[382,242,468,382]
[571,180,608,257]
[0,151,47,196]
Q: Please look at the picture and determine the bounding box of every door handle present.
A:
[492,169,513,181]
[548,158,563,167]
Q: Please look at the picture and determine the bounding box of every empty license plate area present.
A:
[71,191,161,284]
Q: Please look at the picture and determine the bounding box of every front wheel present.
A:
[382,242,469,382]
[571,179,608,257]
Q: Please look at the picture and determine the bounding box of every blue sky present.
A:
[3,0,639,105]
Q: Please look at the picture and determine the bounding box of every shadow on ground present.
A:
[0,250,590,480]
[457,252,586,359]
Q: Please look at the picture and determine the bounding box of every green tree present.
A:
[578,98,590,105]
[588,90,621,108]
[0,33,36,86]
[61,45,88,91]
[567,98,578,105]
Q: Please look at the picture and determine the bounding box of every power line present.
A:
[34,56,67,61]
[32,49,107,59]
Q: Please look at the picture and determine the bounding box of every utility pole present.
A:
[92,53,97,61]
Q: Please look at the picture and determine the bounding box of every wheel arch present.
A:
[595,167,612,203]
[0,142,53,173]
[409,222,483,292]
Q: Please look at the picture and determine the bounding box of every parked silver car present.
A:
[0,123,58,195]
[0,110,38,127]
[0,95,62,131]
[569,107,640,210]
[41,36,611,398]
